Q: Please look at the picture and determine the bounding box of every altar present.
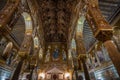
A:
[38,67,71,80]
[45,67,64,80]
[38,43,72,80]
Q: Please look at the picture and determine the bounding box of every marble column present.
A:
[11,57,24,80]
[82,59,90,80]
[94,46,101,66]
[104,40,120,76]
[75,35,91,80]
[80,55,91,80]
[11,35,32,80]
[74,66,79,80]
[29,68,34,80]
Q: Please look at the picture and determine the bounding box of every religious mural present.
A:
[44,43,67,62]
[53,46,59,60]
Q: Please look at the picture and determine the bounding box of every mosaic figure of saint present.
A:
[45,48,50,63]
[53,46,59,60]
[62,49,66,61]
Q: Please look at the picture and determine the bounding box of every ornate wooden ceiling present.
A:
[37,0,79,42]
[0,0,120,49]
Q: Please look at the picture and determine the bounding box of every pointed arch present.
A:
[22,12,33,35]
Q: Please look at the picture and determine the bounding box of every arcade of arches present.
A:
[0,0,120,80]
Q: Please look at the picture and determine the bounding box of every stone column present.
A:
[74,67,79,80]
[29,56,37,80]
[78,59,82,71]
[94,45,101,66]
[80,54,91,80]
[75,33,90,80]
[74,61,79,80]
[104,40,120,76]
[10,35,32,80]
[29,67,34,80]
[10,56,25,80]
[72,57,79,80]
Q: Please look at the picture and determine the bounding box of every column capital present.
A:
[18,51,28,59]
[30,56,37,67]
[78,54,87,61]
